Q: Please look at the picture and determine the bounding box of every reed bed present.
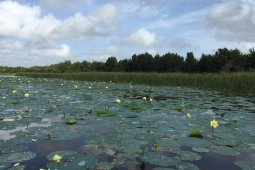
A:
[15,72,255,94]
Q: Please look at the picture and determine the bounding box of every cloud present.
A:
[28,41,70,58]
[206,0,255,42]
[123,28,157,48]
[0,1,117,40]
[40,0,90,9]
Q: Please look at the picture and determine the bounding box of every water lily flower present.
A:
[142,97,147,101]
[210,119,218,128]
[2,96,6,99]
[88,86,92,89]
[24,93,29,97]
[74,85,79,89]
[12,90,17,94]
[150,99,153,102]
[186,112,191,118]
[52,154,62,163]
[115,99,121,104]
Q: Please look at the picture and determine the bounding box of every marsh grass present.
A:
[15,72,255,94]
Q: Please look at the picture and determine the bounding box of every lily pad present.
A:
[0,152,36,163]
[65,119,77,125]
[235,160,255,170]
[189,129,203,138]
[142,151,180,167]
[96,109,116,116]
[210,146,240,156]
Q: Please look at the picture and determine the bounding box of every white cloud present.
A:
[0,1,117,40]
[0,1,60,39]
[40,0,91,9]
[206,0,255,42]
[29,43,70,58]
[123,28,157,48]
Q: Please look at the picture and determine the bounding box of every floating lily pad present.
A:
[65,119,77,125]
[0,152,36,163]
[135,133,160,141]
[142,152,180,167]
[130,105,143,111]
[235,160,255,170]
[189,129,203,138]
[175,162,199,170]
[210,146,240,156]
[96,109,116,116]
[96,162,115,170]
[192,147,209,153]
[176,151,201,161]
[125,115,138,118]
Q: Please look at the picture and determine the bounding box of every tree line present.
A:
[1,48,255,73]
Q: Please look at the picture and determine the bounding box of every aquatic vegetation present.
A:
[0,76,254,169]
[65,119,77,125]
[186,112,191,118]
[189,129,203,138]
[52,154,62,163]
[96,109,116,116]
[24,93,29,97]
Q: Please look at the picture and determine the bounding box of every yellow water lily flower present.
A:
[210,119,218,128]
[142,97,147,100]
[52,154,62,163]
[74,85,79,89]
[24,93,29,97]
[115,99,121,104]
[12,90,17,94]
[186,113,191,118]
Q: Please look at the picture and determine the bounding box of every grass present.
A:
[15,72,255,94]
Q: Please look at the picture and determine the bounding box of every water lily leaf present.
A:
[175,151,201,161]
[192,147,209,153]
[175,162,199,170]
[235,160,255,170]
[96,109,116,116]
[142,151,180,167]
[96,162,115,170]
[135,133,160,141]
[189,129,203,138]
[210,146,240,156]
[0,152,36,163]
[65,119,77,125]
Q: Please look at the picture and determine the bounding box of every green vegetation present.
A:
[1,48,255,73]
[16,72,255,94]
[189,129,203,138]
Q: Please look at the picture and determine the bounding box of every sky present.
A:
[0,0,255,67]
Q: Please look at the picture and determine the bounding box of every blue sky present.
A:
[0,0,255,66]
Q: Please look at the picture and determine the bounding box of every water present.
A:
[0,77,255,169]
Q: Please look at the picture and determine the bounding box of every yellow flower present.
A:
[24,93,29,97]
[52,154,62,163]
[210,119,218,128]
[186,112,191,118]
[142,97,147,101]
[74,85,79,89]
[12,90,17,94]
[115,99,121,104]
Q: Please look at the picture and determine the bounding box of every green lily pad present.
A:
[176,151,201,161]
[0,152,36,163]
[135,133,161,141]
[142,151,180,167]
[130,105,143,111]
[192,147,210,153]
[65,119,77,125]
[96,109,116,116]
[235,160,255,170]
[175,162,199,170]
[210,146,240,156]
[125,114,138,118]
[189,129,203,138]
